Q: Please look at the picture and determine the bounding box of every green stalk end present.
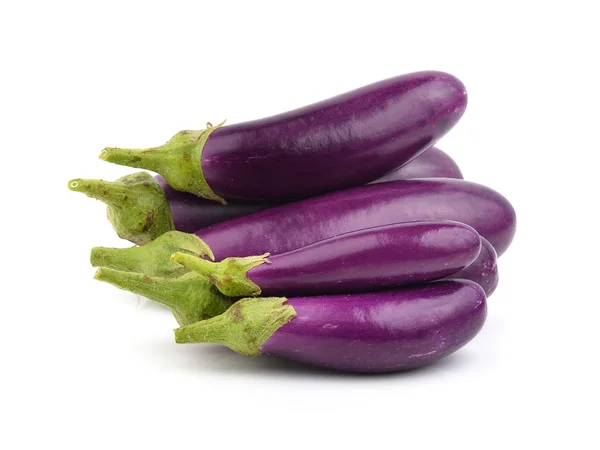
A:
[94,267,232,326]
[90,231,215,278]
[174,297,296,356]
[171,252,269,297]
[99,121,227,204]
[68,172,175,245]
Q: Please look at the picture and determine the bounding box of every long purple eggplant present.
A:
[174,280,487,373]
[193,178,516,259]
[90,229,497,304]
[446,237,498,296]
[171,221,481,297]
[99,71,467,203]
[68,147,463,244]
[166,146,464,233]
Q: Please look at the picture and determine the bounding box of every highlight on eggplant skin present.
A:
[174,280,487,373]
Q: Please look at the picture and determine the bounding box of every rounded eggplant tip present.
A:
[486,270,499,297]
[446,75,468,109]
[420,70,468,121]
[437,219,481,249]
[434,70,467,102]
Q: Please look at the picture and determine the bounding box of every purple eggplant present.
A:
[163,146,464,233]
[171,221,481,297]
[68,147,463,244]
[446,237,498,296]
[371,146,462,182]
[193,178,516,260]
[174,280,487,373]
[99,71,467,203]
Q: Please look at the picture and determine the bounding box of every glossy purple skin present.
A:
[158,147,462,232]
[195,178,516,260]
[447,237,498,296]
[372,146,463,182]
[261,280,487,373]
[249,221,481,296]
[201,71,467,200]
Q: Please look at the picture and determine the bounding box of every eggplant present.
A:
[446,237,498,296]
[90,179,514,280]
[90,227,496,312]
[99,71,467,203]
[68,147,463,244]
[171,221,481,297]
[174,280,487,373]
[193,178,516,259]
[165,146,464,233]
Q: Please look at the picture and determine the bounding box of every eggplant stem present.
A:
[94,268,232,326]
[98,121,227,204]
[68,177,132,208]
[171,252,269,297]
[90,230,215,278]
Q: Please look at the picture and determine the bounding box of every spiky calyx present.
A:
[174,297,296,356]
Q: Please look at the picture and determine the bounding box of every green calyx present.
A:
[94,268,232,326]
[68,171,175,245]
[90,230,215,278]
[174,297,296,356]
[171,251,269,297]
[99,121,227,204]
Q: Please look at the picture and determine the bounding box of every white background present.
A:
[2,1,599,448]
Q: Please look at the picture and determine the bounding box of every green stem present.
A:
[174,297,296,356]
[171,252,269,297]
[90,230,215,278]
[99,148,163,174]
[68,178,131,208]
[68,171,175,245]
[99,121,227,204]
[94,268,232,326]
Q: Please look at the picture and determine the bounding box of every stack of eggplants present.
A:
[69,71,516,373]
